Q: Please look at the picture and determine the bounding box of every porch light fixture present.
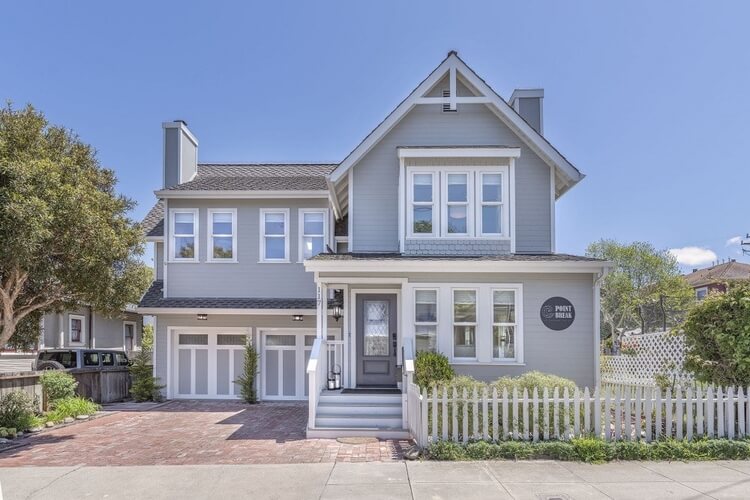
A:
[197,314,208,321]
[292,314,304,322]
[331,305,343,322]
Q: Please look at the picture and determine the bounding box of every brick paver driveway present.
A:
[0,401,410,466]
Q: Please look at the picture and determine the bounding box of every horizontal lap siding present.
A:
[351,104,551,253]
[166,198,326,298]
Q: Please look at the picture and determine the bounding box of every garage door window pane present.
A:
[217,334,246,346]
[179,334,208,345]
[304,335,316,346]
[266,335,296,346]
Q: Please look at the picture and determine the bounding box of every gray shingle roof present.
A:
[142,200,164,238]
[163,163,336,191]
[138,281,319,310]
[309,252,605,262]
[684,260,750,287]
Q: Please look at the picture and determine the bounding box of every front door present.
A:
[356,293,398,386]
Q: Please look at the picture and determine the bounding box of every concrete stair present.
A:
[307,390,411,439]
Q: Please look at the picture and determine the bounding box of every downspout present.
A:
[88,306,94,349]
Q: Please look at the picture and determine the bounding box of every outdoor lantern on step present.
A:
[333,364,341,389]
[327,373,336,390]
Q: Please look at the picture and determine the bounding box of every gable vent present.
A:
[442,89,457,113]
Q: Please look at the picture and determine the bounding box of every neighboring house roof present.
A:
[137,280,319,311]
[142,200,164,238]
[684,260,750,288]
[327,51,584,197]
[142,164,336,237]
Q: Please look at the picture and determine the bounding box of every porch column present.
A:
[316,283,328,339]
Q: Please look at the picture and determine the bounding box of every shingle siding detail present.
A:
[404,239,511,256]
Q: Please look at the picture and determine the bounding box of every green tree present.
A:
[235,342,259,404]
[141,323,154,351]
[682,281,750,386]
[0,104,151,346]
[586,239,693,351]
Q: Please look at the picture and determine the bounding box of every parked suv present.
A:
[33,349,130,370]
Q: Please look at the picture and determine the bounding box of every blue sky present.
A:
[2,1,748,270]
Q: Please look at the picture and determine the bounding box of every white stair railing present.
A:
[306,338,327,429]
[402,340,416,431]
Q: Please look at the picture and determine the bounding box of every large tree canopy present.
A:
[0,103,151,346]
[586,239,693,351]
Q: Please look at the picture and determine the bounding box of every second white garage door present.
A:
[261,331,315,401]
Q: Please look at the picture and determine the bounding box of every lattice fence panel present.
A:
[601,331,693,387]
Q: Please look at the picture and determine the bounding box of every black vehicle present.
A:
[33,349,130,370]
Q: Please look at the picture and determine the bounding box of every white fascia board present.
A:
[305,259,612,274]
[397,147,521,159]
[136,307,317,316]
[325,178,342,220]
[509,88,544,106]
[154,190,329,199]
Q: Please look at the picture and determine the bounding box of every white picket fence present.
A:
[406,382,750,448]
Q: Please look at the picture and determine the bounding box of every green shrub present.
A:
[128,350,164,402]
[414,351,455,388]
[426,438,750,462]
[0,427,18,439]
[234,342,260,404]
[40,371,78,406]
[0,391,38,431]
[682,280,750,386]
[46,396,100,422]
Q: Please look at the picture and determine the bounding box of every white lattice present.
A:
[601,330,693,386]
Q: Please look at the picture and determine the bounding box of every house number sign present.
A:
[540,297,575,331]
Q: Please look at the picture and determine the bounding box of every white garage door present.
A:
[174,331,248,399]
[262,332,315,401]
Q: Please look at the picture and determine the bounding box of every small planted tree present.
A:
[414,351,455,388]
[682,280,750,386]
[129,350,164,402]
[235,342,259,404]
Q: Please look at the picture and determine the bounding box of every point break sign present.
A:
[540,297,575,331]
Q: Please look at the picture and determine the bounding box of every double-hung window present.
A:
[492,289,517,360]
[69,314,85,345]
[444,173,470,235]
[299,210,327,260]
[171,209,198,261]
[414,289,438,352]
[452,289,477,359]
[260,209,289,262]
[410,172,435,236]
[208,209,237,261]
[479,173,503,235]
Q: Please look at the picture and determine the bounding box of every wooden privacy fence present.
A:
[0,368,131,407]
[407,382,750,448]
[0,372,43,411]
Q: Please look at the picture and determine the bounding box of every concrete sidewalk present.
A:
[2,460,750,499]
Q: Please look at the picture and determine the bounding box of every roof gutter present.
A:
[304,259,612,274]
[154,190,329,199]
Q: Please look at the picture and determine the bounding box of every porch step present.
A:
[317,401,402,416]
[319,390,402,405]
[315,413,403,429]
[306,427,411,440]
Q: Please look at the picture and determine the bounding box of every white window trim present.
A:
[298,208,329,262]
[206,208,238,263]
[695,286,708,300]
[123,320,137,351]
[414,288,439,352]
[69,314,86,346]
[405,166,511,240]
[169,208,199,262]
[441,171,473,237]
[407,170,437,238]
[452,288,478,361]
[477,170,507,237]
[491,287,522,362]
[259,208,290,263]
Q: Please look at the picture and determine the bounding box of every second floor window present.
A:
[208,209,236,261]
[69,315,85,345]
[299,210,326,260]
[410,172,436,236]
[260,209,289,262]
[171,209,198,261]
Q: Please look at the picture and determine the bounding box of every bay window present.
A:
[492,289,517,360]
[444,173,470,235]
[453,289,477,359]
[170,209,198,261]
[260,209,289,262]
[414,289,438,352]
[208,209,236,261]
[299,210,327,260]
[409,172,435,236]
[480,173,503,235]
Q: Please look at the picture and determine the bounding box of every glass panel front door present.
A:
[356,294,398,386]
